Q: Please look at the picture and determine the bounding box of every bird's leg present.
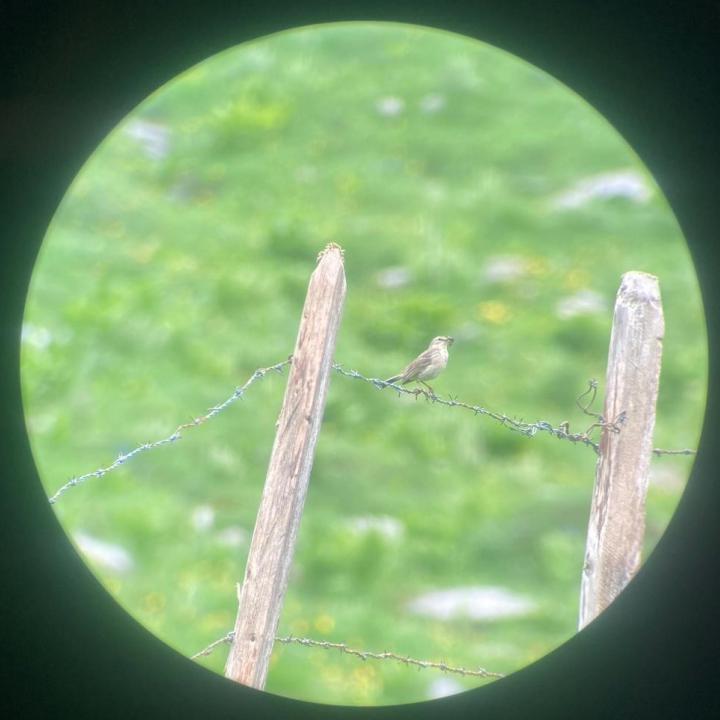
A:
[419,381,436,397]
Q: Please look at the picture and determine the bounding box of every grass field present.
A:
[21,22,706,705]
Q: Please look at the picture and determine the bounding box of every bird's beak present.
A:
[447,337,454,346]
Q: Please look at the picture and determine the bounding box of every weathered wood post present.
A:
[578,271,664,629]
[224,243,346,688]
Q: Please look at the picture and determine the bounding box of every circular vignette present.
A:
[19,20,707,708]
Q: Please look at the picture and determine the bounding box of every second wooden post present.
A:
[225,244,347,688]
[578,271,664,629]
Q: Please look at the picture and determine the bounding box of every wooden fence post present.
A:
[578,271,664,629]
[224,243,346,688]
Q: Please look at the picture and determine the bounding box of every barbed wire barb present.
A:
[47,358,292,504]
[191,631,504,679]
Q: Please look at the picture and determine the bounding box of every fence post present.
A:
[578,271,664,629]
[224,243,347,688]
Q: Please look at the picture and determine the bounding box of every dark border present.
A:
[2,2,719,718]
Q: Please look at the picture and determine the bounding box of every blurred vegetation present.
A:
[22,22,706,706]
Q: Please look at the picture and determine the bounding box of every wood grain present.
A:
[224,244,346,687]
[579,271,664,629]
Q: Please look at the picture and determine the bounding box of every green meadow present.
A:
[22,23,706,705]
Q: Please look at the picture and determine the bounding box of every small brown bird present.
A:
[384,336,454,395]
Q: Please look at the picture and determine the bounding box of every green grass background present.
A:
[21,22,706,706]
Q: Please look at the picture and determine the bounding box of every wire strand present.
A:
[47,358,292,504]
[47,356,696,504]
[191,631,504,680]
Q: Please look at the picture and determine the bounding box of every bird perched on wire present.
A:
[384,336,454,396]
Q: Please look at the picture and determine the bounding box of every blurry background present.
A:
[21,22,706,705]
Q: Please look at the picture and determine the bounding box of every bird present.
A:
[384,336,454,396]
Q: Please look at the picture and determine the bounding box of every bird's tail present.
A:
[383,375,404,388]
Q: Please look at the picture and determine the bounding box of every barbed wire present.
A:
[571,378,695,458]
[191,631,235,660]
[47,358,292,504]
[191,631,504,680]
[47,355,696,504]
[332,365,696,458]
[334,365,609,453]
[652,447,696,457]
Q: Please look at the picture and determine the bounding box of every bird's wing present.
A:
[402,349,432,379]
